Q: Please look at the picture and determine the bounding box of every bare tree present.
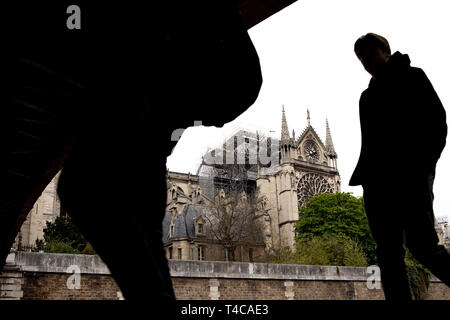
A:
[194,130,277,261]
[203,185,269,261]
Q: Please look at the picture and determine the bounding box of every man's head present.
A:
[354,33,391,77]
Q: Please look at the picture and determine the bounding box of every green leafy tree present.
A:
[34,216,95,255]
[295,235,368,267]
[295,192,377,265]
[38,240,77,254]
[265,235,368,267]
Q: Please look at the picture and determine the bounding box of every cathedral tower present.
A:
[257,106,341,250]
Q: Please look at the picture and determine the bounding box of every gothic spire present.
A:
[325,118,337,157]
[281,105,290,143]
[307,109,311,127]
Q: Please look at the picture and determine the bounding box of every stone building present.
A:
[163,169,267,262]
[162,201,266,262]
[437,218,450,249]
[445,224,450,248]
[12,173,62,251]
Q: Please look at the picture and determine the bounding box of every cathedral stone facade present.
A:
[13,173,62,250]
[257,107,340,249]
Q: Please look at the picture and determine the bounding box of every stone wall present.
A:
[1,252,449,300]
[168,259,388,300]
[22,273,120,300]
[1,252,121,300]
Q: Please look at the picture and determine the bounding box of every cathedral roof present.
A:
[294,110,338,159]
[162,211,171,243]
[281,107,331,152]
[295,122,327,151]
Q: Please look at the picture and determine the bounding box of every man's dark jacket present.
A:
[349,51,447,186]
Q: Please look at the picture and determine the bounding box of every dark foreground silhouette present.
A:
[350,33,450,300]
[1,2,264,303]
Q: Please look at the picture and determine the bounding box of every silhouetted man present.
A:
[350,33,450,300]
[1,1,262,304]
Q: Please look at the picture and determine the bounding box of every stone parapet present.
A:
[9,252,444,283]
[1,252,448,300]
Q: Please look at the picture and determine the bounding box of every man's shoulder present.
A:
[392,63,428,84]
[386,64,428,89]
[402,66,433,91]
[360,87,371,99]
[409,66,427,77]
[358,88,372,110]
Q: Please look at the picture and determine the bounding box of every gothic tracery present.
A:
[297,173,334,207]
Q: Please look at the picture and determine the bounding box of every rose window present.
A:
[297,173,333,207]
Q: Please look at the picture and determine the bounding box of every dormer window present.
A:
[195,217,206,237]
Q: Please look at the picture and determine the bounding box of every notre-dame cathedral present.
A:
[163,107,342,261]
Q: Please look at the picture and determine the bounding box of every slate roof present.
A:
[162,204,199,244]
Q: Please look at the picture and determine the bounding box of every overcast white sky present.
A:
[167,0,450,223]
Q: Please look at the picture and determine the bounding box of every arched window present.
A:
[297,173,333,207]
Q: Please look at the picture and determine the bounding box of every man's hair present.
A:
[354,33,391,58]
